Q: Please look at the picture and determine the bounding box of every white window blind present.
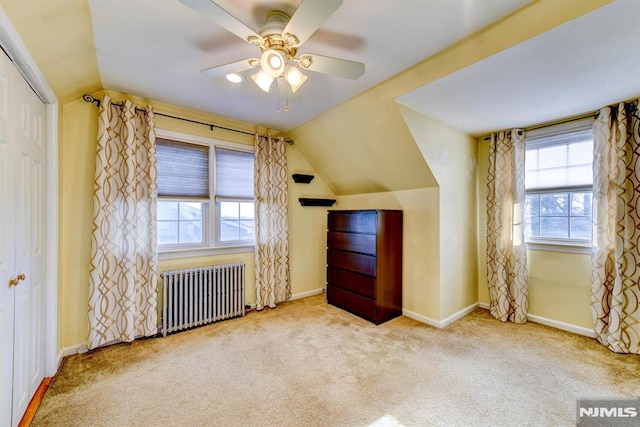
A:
[525,126,593,191]
[156,138,209,199]
[523,118,594,247]
[215,147,254,201]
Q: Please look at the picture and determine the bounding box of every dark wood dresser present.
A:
[326,210,403,325]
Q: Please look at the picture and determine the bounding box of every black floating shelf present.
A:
[299,198,336,207]
[292,174,315,184]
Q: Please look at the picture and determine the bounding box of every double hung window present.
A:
[524,120,594,250]
[156,131,254,255]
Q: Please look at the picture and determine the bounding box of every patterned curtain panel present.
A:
[592,100,640,354]
[486,129,528,323]
[254,134,291,310]
[88,95,158,350]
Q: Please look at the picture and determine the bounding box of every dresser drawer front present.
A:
[327,267,375,298]
[327,249,376,277]
[328,212,377,234]
[327,231,376,255]
[327,285,375,322]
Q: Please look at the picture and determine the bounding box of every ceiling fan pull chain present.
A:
[285,85,291,112]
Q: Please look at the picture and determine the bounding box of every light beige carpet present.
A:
[33,294,640,426]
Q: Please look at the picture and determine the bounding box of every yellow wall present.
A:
[287,145,336,300]
[527,250,592,328]
[477,138,490,305]
[476,137,592,329]
[333,188,440,320]
[58,91,334,349]
[398,105,478,318]
[0,0,102,103]
[59,98,98,348]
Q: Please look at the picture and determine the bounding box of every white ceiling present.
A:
[88,0,532,132]
[397,0,640,137]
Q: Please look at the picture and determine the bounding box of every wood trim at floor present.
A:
[18,377,52,427]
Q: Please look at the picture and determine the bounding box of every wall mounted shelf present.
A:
[299,198,336,207]
[292,174,314,184]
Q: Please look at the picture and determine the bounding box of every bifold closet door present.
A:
[0,41,18,427]
[0,47,46,427]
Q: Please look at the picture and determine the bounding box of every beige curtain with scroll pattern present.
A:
[88,95,158,350]
[254,134,291,310]
[592,100,640,354]
[486,129,528,323]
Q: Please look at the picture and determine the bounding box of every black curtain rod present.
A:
[482,102,639,141]
[82,94,254,136]
[81,94,295,145]
[481,111,596,141]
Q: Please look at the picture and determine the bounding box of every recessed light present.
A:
[226,73,243,83]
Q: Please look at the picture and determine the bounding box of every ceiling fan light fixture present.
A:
[225,73,243,83]
[260,49,286,78]
[252,69,274,92]
[284,65,308,93]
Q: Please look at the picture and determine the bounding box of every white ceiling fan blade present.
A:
[179,0,260,43]
[301,54,364,80]
[201,58,258,78]
[282,0,343,46]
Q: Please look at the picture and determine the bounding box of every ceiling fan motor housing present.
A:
[258,11,298,61]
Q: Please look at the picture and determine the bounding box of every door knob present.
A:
[17,273,25,281]
[8,278,18,286]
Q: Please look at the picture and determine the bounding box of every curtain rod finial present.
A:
[82,94,100,107]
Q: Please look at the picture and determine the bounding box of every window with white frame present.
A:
[524,120,594,247]
[156,134,254,253]
[214,147,255,244]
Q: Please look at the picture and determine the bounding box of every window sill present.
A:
[526,240,591,255]
[158,244,254,260]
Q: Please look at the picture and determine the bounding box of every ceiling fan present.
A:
[179,0,365,94]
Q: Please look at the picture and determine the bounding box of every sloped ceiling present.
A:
[1,0,619,197]
[87,0,534,133]
[397,0,640,136]
[0,0,101,102]
[290,0,614,195]
[289,90,437,195]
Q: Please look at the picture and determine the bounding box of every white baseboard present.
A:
[402,309,441,328]
[403,302,479,329]
[56,343,88,368]
[440,302,480,327]
[476,303,594,338]
[526,313,595,338]
[290,288,324,301]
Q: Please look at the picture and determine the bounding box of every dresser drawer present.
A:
[327,231,376,255]
[327,285,375,322]
[327,249,376,276]
[328,212,377,234]
[327,267,375,298]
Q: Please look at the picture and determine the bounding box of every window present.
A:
[524,119,594,249]
[214,147,255,244]
[156,132,254,255]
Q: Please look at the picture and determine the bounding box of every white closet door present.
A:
[12,54,46,423]
[0,44,18,427]
[0,46,46,427]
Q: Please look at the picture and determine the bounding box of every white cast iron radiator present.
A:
[161,263,245,337]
